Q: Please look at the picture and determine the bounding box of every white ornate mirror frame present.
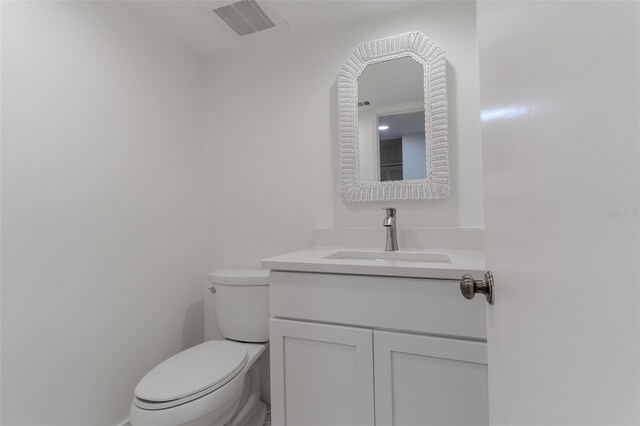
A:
[338,31,449,201]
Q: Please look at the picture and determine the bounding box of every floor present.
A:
[263,403,271,426]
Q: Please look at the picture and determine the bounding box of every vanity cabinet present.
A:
[270,319,374,426]
[268,271,489,426]
[373,330,488,426]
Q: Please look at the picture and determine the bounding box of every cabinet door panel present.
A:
[270,319,374,426]
[374,331,488,426]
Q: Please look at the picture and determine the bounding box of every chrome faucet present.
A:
[383,208,399,251]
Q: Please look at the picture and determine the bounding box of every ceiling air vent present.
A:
[213,0,275,36]
[358,101,372,107]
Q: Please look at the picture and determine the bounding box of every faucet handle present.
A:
[384,207,396,216]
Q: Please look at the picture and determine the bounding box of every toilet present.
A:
[130,269,270,426]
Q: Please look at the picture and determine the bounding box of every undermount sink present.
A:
[323,250,452,263]
[262,244,484,280]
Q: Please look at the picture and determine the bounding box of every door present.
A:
[478,1,640,424]
[269,319,374,426]
[374,330,488,426]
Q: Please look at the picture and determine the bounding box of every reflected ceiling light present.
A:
[378,125,390,130]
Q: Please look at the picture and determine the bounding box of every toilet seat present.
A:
[134,341,248,410]
[130,341,268,426]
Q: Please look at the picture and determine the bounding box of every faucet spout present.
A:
[383,208,399,251]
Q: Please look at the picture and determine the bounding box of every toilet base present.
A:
[230,400,266,426]
[228,368,267,426]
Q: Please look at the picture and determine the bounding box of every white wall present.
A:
[357,107,378,182]
[202,1,482,339]
[0,1,4,421]
[1,2,204,424]
[402,133,427,180]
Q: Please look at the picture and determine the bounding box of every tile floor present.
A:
[263,403,271,426]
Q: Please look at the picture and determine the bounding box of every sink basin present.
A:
[323,250,451,263]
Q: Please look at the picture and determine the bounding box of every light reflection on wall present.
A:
[481,105,532,122]
[480,100,558,123]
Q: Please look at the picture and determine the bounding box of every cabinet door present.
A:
[374,331,488,426]
[270,319,374,426]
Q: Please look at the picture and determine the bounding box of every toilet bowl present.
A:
[130,269,270,426]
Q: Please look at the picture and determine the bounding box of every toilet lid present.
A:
[135,341,248,403]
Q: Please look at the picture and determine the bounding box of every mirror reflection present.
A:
[357,56,426,182]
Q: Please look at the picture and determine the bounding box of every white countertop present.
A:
[262,247,485,280]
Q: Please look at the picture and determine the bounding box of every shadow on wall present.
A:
[446,61,459,204]
[330,80,340,203]
[182,299,205,351]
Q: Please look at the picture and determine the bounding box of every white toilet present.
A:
[130,269,270,426]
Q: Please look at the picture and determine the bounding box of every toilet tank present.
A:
[209,269,270,343]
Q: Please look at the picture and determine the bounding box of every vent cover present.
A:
[358,100,372,107]
[213,0,275,36]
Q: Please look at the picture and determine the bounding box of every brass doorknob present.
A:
[460,271,494,305]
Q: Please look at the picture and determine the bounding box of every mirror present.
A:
[357,57,426,182]
[338,32,449,201]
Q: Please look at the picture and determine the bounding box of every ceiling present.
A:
[127,1,429,58]
[359,56,424,108]
[379,111,425,140]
